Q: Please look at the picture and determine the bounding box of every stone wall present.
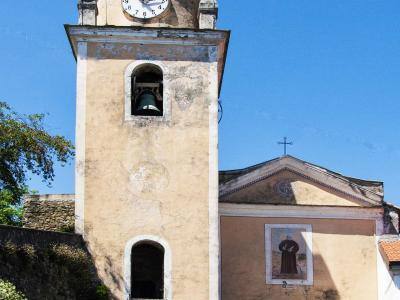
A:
[23,194,75,232]
[0,225,105,299]
[0,225,83,249]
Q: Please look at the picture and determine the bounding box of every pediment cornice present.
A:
[219,156,383,206]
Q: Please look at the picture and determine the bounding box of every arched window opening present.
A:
[131,65,163,117]
[131,242,165,299]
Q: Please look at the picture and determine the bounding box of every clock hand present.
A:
[142,0,165,5]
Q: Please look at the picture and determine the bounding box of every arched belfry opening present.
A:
[131,241,165,299]
[131,64,163,117]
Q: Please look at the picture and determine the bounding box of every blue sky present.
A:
[0,1,399,203]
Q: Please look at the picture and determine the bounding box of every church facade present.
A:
[20,1,400,299]
[219,155,399,299]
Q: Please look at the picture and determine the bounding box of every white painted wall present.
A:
[380,269,400,300]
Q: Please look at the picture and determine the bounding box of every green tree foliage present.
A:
[0,279,27,300]
[0,102,74,226]
[95,285,110,300]
[0,189,23,226]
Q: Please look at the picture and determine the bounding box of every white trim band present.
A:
[75,41,88,235]
[208,61,220,300]
[219,203,383,220]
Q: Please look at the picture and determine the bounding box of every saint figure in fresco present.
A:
[279,235,299,274]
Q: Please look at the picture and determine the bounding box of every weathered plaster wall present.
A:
[23,194,75,232]
[220,216,378,300]
[96,0,200,28]
[81,41,218,299]
[220,170,365,206]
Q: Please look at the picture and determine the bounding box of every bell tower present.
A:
[67,0,229,299]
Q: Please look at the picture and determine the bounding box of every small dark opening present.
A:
[132,65,163,117]
[131,242,164,299]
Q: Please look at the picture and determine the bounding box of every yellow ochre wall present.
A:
[81,41,218,299]
[220,216,378,300]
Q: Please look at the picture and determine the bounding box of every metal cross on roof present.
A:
[278,137,293,156]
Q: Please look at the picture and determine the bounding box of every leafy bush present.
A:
[59,224,75,233]
[95,285,109,300]
[2,242,17,256]
[20,244,36,259]
[0,280,27,300]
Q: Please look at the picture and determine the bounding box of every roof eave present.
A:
[64,24,230,97]
[219,155,383,206]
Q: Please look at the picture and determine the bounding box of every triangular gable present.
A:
[219,156,383,207]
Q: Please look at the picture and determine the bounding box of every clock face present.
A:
[122,0,170,20]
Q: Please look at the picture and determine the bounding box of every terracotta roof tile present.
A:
[379,240,400,262]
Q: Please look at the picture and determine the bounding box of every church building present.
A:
[18,1,400,299]
[219,155,399,299]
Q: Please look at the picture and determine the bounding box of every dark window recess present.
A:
[132,243,164,299]
[132,65,163,116]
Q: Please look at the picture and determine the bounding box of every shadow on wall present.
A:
[220,217,341,300]
[220,216,377,300]
[83,224,126,299]
[260,254,340,300]
[0,225,109,300]
[219,167,381,299]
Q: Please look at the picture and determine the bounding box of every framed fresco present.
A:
[265,224,313,285]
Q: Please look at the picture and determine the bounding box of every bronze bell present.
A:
[135,90,162,116]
